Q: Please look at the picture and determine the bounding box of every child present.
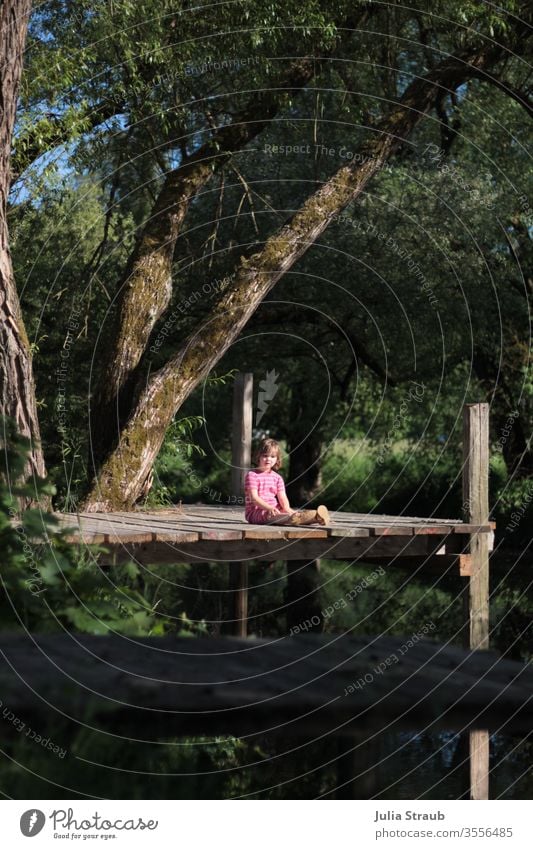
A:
[244,438,329,526]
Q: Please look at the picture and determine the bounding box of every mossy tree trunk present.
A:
[90,59,315,467]
[84,43,509,511]
[0,0,47,497]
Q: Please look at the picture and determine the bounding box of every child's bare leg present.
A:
[247,507,330,526]
[277,506,330,526]
[264,512,293,524]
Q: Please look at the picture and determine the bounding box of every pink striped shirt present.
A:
[244,470,285,519]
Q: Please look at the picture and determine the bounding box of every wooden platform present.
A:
[0,633,529,739]
[56,506,493,572]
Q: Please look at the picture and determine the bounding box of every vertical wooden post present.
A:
[229,373,253,637]
[231,372,253,499]
[462,403,490,800]
[336,734,379,799]
[286,560,323,633]
[229,562,248,637]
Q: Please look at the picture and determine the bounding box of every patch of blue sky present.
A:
[10,110,127,206]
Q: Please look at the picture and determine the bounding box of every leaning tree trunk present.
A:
[83,43,508,511]
[90,6,375,469]
[0,0,46,495]
[90,59,315,468]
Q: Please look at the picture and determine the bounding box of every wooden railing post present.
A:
[462,403,490,800]
[229,373,253,637]
[231,372,253,499]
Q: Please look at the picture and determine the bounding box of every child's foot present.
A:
[315,505,329,525]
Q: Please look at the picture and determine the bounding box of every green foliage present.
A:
[146,415,207,505]
[0,724,255,799]
[0,419,171,636]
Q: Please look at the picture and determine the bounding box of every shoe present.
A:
[315,505,329,525]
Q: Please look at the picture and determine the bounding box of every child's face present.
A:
[258,452,278,471]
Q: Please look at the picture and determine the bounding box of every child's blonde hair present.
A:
[254,438,282,471]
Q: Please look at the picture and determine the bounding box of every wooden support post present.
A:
[231,372,253,499]
[229,373,253,637]
[286,560,323,634]
[336,734,379,799]
[229,562,248,638]
[462,403,490,800]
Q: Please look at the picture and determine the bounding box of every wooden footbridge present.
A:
[4,387,524,799]
[57,504,491,572]
[56,501,491,647]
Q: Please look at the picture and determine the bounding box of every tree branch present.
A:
[469,69,533,119]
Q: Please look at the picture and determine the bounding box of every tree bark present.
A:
[0,0,46,493]
[90,59,315,467]
[84,42,512,510]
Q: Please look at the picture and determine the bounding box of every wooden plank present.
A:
[157,506,242,518]
[364,554,472,576]
[59,517,156,545]
[75,513,241,543]
[330,513,458,526]
[74,515,156,535]
[62,520,198,546]
[74,514,201,544]
[329,527,370,538]
[154,507,488,535]
[94,512,235,534]
[64,532,107,545]
[243,526,292,540]
[77,512,154,526]
[1,633,532,739]
[370,526,413,536]
[98,534,440,565]
[199,529,243,541]
[73,511,241,534]
[149,531,200,544]
[282,528,329,539]
[177,506,460,525]
[96,511,191,528]
[185,507,463,527]
[364,513,457,524]
[105,530,154,544]
[99,513,327,540]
